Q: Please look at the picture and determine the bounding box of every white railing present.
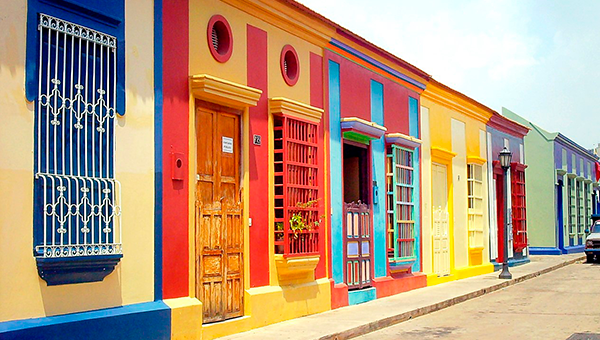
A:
[35,14,121,258]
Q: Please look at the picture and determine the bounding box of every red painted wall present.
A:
[310,52,327,279]
[324,53,370,121]
[162,0,190,299]
[247,25,270,287]
[327,52,417,134]
[383,83,410,135]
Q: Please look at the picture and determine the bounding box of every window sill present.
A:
[36,254,122,286]
[388,257,416,273]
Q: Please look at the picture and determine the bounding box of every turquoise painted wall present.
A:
[370,80,386,278]
[409,97,421,272]
[329,60,344,283]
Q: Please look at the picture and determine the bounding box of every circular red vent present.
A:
[207,15,233,63]
[280,45,299,86]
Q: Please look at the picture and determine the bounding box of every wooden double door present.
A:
[195,103,243,323]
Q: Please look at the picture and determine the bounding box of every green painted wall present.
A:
[503,109,557,248]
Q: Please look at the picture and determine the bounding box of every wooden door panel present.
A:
[196,104,243,324]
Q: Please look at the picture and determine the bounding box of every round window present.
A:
[207,15,233,63]
[280,45,299,86]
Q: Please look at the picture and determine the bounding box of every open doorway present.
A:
[342,141,373,289]
[343,143,369,204]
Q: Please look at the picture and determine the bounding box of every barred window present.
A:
[568,177,577,237]
[467,164,484,249]
[510,166,527,252]
[585,182,592,229]
[386,145,416,262]
[273,115,319,256]
[34,14,121,259]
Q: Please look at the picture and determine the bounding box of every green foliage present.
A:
[288,199,325,239]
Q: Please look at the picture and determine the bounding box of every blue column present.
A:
[329,61,344,283]
[409,97,421,272]
[370,80,386,278]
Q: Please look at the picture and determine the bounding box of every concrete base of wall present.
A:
[372,273,427,298]
[563,245,584,254]
[455,263,494,280]
[163,297,202,340]
[492,257,530,271]
[529,247,562,255]
[0,301,171,340]
[426,263,494,286]
[330,280,349,309]
[348,287,376,305]
[200,278,331,340]
[426,273,457,286]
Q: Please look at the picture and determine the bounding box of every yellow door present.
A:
[432,163,450,276]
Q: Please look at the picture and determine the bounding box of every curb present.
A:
[320,256,585,340]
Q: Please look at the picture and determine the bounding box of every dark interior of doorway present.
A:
[343,142,369,204]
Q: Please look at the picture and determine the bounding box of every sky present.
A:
[296,0,600,150]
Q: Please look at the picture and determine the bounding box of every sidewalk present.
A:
[217,254,584,340]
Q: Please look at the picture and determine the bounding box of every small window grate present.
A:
[211,26,219,52]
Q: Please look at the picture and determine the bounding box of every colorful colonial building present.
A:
[0,0,169,338]
[3,0,589,339]
[325,26,430,307]
[486,109,530,268]
[504,110,599,254]
[159,0,334,338]
[420,80,494,285]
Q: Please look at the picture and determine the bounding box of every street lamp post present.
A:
[499,147,513,279]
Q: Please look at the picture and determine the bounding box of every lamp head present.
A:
[499,147,512,169]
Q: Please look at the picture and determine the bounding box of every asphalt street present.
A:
[357,262,600,340]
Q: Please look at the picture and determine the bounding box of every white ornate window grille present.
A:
[34,14,122,258]
[467,164,484,249]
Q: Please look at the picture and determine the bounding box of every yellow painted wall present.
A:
[189,0,324,105]
[0,0,155,322]
[183,0,332,338]
[421,85,494,284]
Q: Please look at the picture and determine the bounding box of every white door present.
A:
[432,163,451,276]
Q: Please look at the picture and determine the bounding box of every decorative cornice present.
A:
[329,39,426,90]
[585,178,593,184]
[511,162,527,172]
[341,117,387,139]
[567,173,577,179]
[555,133,599,161]
[190,74,262,109]
[421,80,493,124]
[467,156,487,166]
[576,176,585,182]
[431,147,457,163]
[221,0,334,47]
[556,169,567,176]
[487,113,530,138]
[269,97,323,123]
[385,133,422,149]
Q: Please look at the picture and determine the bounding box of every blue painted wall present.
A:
[0,302,170,340]
[329,60,344,284]
[408,97,421,272]
[370,80,386,278]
